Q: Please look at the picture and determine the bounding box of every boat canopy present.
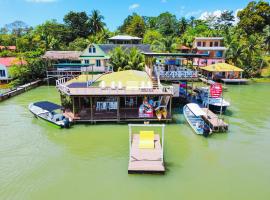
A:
[33,101,62,112]
[187,103,206,117]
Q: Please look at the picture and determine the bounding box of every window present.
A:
[214,41,219,47]
[89,45,96,53]
[85,60,89,64]
[197,42,201,47]
[0,70,6,77]
[203,42,206,47]
[216,51,223,58]
[96,60,101,67]
[210,42,213,47]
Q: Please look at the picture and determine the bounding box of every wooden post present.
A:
[72,96,75,115]
[169,96,172,118]
[117,97,120,121]
[90,97,93,121]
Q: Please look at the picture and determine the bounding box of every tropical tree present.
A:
[89,10,106,35]
[151,36,177,52]
[118,13,146,37]
[109,47,128,71]
[155,12,178,36]
[143,30,162,44]
[237,1,270,34]
[68,38,89,51]
[125,15,146,37]
[178,17,188,35]
[64,11,90,40]
[262,25,270,54]
[88,29,111,44]
[125,48,145,71]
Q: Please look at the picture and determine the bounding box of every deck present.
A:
[64,108,172,123]
[58,85,173,96]
[202,108,228,132]
[128,134,165,174]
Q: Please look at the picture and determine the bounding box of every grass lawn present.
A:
[67,70,152,88]
[250,77,270,83]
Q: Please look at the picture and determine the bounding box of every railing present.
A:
[154,66,198,80]
[159,70,198,79]
[56,77,70,86]
[57,84,174,96]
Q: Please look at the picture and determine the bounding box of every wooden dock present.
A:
[128,124,165,174]
[221,78,249,84]
[200,77,215,85]
[128,134,165,174]
[201,108,228,132]
[0,80,41,102]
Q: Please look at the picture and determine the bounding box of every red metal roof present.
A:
[0,46,16,50]
[0,57,26,67]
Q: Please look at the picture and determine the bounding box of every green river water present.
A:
[0,84,270,200]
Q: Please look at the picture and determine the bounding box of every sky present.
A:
[0,0,252,31]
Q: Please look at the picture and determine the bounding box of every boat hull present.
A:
[209,104,227,114]
[29,103,70,128]
[183,105,211,137]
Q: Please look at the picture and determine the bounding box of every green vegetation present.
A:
[110,47,145,71]
[0,1,269,86]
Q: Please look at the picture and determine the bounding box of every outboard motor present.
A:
[63,118,71,128]
[203,125,210,137]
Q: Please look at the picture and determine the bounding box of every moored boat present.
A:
[183,103,212,137]
[29,101,71,128]
[195,87,230,113]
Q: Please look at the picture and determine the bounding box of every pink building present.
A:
[193,37,227,67]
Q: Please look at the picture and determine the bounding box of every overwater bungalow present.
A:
[200,63,248,83]
[56,70,173,122]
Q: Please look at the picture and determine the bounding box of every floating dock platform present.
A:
[128,124,165,174]
[202,108,228,132]
[221,78,249,84]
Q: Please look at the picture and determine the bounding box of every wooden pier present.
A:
[201,108,228,132]
[128,124,165,174]
[0,80,41,102]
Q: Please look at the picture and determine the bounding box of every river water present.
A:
[0,84,270,200]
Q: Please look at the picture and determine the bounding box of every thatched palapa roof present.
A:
[42,51,81,60]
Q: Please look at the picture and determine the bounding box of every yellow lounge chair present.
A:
[139,131,155,149]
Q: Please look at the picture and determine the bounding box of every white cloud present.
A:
[199,9,242,25]
[129,3,140,10]
[26,0,57,3]
[199,10,222,20]
[234,9,242,24]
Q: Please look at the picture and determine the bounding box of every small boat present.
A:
[195,87,230,113]
[183,103,212,137]
[29,101,71,128]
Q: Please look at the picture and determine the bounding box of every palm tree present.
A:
[262,25,270,54]
[125,48,145,71]
[110,47,128,71]
[225,41,247,66]
[151,37,177,52]
[89,10,106,35]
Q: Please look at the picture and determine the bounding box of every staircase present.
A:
[151,76,159,89]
